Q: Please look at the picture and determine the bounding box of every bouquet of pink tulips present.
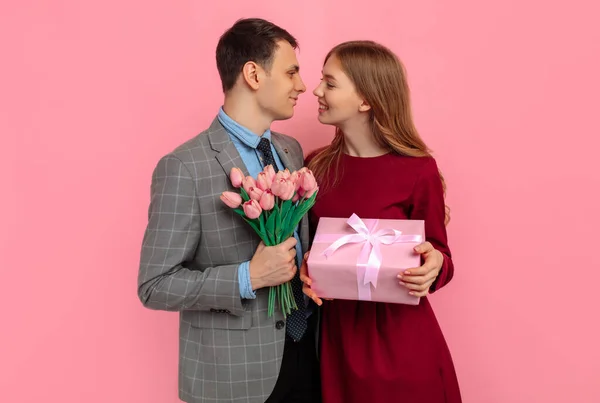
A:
[220,164,319,317]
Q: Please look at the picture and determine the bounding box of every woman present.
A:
[301,41,461,403]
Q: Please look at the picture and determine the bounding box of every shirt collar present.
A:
[217,107,272,149]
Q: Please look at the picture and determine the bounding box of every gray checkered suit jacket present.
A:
[138,117,312,403]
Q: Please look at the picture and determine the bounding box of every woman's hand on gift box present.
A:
[397,242,444,297]
[299,251,332,306]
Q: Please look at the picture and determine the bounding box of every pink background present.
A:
[2,1,599,402]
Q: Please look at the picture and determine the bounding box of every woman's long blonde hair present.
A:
[308,40,450,225]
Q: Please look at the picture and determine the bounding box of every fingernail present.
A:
[409,292,415,295]
[397,274,403,279]
[404,271,411,275]
[399,281,406,286]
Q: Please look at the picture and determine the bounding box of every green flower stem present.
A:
[259,192,318,317]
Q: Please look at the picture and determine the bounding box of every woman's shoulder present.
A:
[389,153,439,173]
[304,146,328,165]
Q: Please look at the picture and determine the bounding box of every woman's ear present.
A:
[358,99,371,112]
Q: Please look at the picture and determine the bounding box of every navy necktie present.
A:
[257,137,307,341]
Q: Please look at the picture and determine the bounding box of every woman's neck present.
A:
[340,120,388,157]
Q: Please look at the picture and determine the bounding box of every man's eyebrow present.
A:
[287,64,300,72]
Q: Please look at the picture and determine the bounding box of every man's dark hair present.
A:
[216,18,298,92]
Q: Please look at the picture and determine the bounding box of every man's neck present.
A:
[223,95,271,136]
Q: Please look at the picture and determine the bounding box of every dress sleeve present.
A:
[409,157,454,293]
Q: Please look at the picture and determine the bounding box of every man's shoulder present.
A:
[162,118,221,163]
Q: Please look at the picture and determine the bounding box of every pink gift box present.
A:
[306,214,424,305]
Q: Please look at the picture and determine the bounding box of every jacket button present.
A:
[275,320,285,330]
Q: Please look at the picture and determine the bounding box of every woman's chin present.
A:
[317,114,333,125]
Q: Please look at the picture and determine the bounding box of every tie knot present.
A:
[257,137,279,173]
[257,137,271,151]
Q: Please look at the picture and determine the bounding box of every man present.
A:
[138,18,320,403]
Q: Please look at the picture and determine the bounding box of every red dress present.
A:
[307,152,461,403]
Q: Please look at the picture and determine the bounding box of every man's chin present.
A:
[273,111,295,121]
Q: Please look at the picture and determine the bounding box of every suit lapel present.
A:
[272,135,299,172]
[208,118,251,178]
[215,142,251,179]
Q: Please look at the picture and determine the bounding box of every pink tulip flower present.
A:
[220,191,242,208]
[280,168,291,179]
[275,169,291,184]
[247,186,264,201]
[256,172,272,191]
[271,177,293,199]
[300,170,317,193]
[242,176,257,194]
[259,190,275,211]
[290,171,302,191]
[279,180,295,201]
[304,186,318,199]
[229,167,244,188]
[242,199,262,219]
[270,178,286,198]
[263,165,276,183]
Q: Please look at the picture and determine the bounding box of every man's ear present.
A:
[241,61,262,90]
